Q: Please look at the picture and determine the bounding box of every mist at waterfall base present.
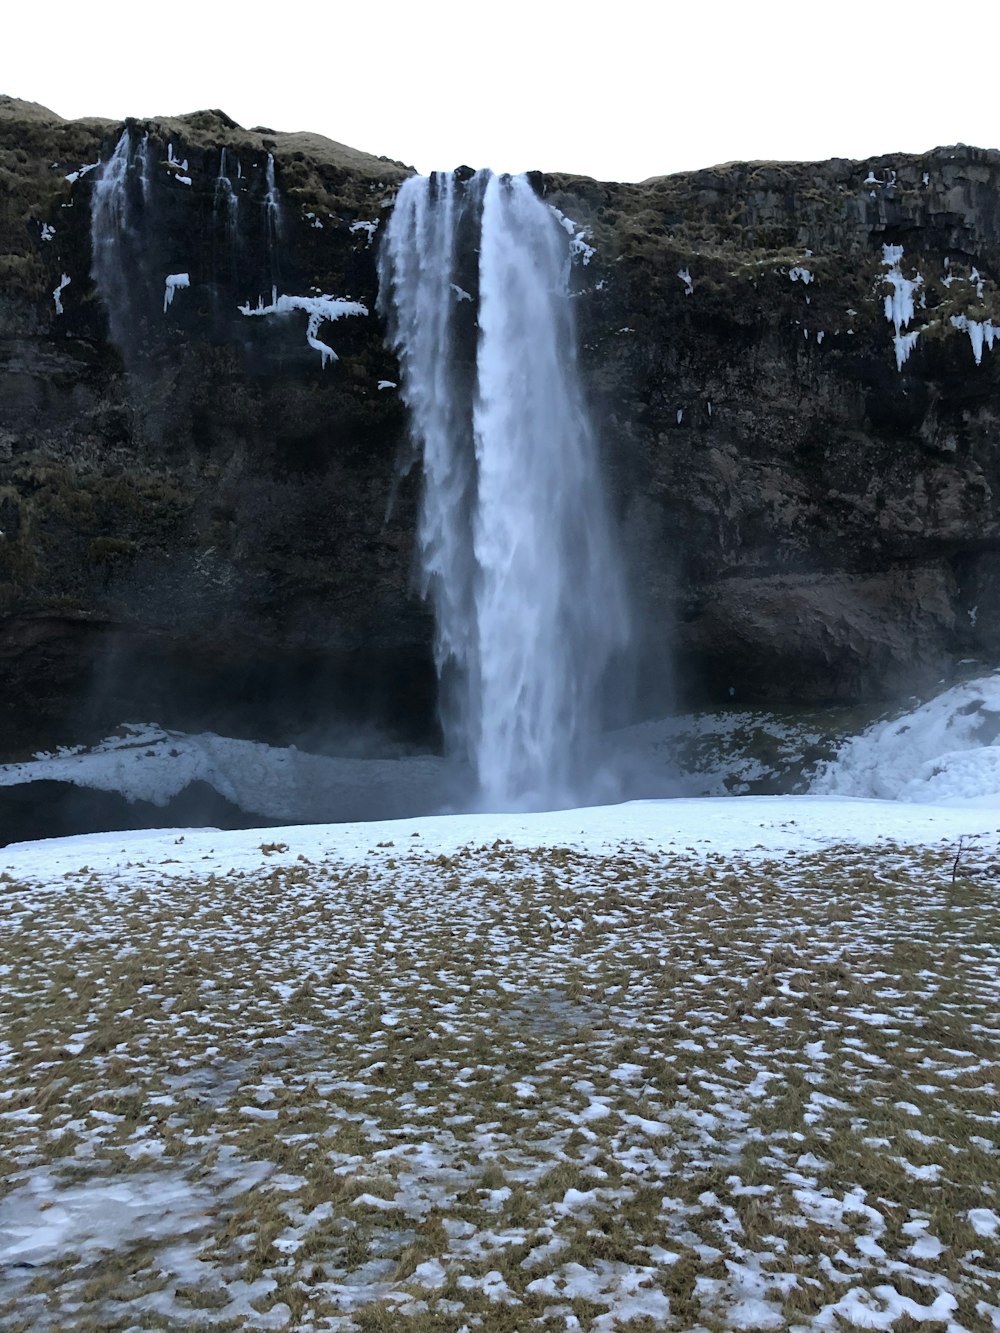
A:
[379,169,645,814]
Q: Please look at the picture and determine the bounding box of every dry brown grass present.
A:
[0,836,997,1328]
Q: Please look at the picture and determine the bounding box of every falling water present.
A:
[90,128,143,348]
[214,147,240,241]
[264,152,282,279]
[379,171,631,810]
[136,131,152,206]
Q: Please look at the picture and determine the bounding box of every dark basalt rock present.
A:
[0,777,281,847]
[0,94,998,758]
[546,148,1000,706]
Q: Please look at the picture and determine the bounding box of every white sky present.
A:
[6,0,999,181]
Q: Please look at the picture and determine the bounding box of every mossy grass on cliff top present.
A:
[0,93,408,171]
[0,92,410,186]
[547,143,1000,278]
[0,91,413,272]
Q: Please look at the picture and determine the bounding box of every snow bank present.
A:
[0,723,446,825]
[813,672,1000,801]
[5,790,1000,886]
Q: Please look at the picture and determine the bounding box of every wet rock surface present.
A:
[1,94,999,754]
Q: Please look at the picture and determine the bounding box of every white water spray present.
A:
[379,171,630,810]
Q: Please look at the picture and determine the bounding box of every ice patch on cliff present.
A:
[165,142,191,185]
[350,219,378,245]
[64,162,98,184]
[788,266,813,284]
[52,273,70,314]
[950,314,998,365]
[881,244,923,370]
[162,272,190,313]
[238,288,368,366]
[678,268,694,295]
[943,257,987,300]
[552,210,595,265]
[813,673,1000,801]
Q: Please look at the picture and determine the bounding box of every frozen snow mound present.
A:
[811,673,1000,802]
[0,723,450,830]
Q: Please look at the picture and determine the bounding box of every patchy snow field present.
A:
[1,796,999,1330]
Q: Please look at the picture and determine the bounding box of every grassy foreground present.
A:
[1,833,998,1330]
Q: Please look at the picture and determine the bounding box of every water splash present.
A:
[379,171,630,811]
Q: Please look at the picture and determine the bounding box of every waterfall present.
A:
[136,131,152,206]
[90,128,148,349]
[379,171,631,811]
[215,147,240,241]
[264,152,282,280]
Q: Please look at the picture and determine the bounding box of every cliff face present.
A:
[551,153,1000,706]
[0,98,431,755]
[1,95,998,756]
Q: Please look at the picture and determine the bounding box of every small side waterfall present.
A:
[214,147,240,241]
[264,152,282,280]
[214,148,241,282]
[90,128,138,348]
[90,127,163,356]
[135,131,152,206]
[379,171,631,811]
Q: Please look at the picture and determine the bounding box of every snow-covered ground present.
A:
[2,790,1000,1330]
[814,671,1000,803]
[3,789,1000,884]
[2,676,1000,1328]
